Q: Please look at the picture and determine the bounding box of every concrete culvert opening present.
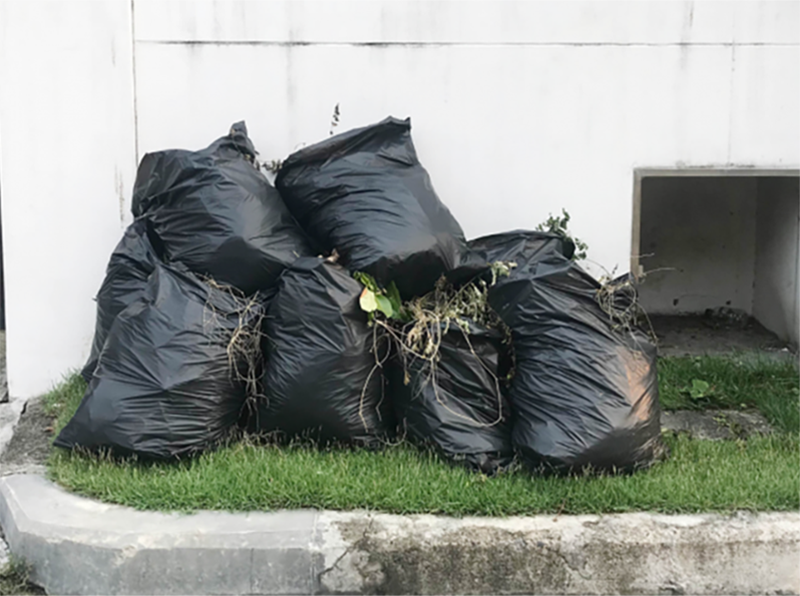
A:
[634,172,799,356]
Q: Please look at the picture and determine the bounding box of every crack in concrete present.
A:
[316,516,375,584]
[536,541,593,582]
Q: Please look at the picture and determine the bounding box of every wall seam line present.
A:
[726,43,737,165]
[132,40,800,48]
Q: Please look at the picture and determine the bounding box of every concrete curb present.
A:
[0,474,798,595]
[0,397,26,460]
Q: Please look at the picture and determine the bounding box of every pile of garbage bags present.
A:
[57,117,662,474]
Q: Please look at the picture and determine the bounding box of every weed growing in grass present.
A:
[658,355,800,434]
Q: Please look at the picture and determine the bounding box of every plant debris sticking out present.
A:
[595,273,658,344]
[203,278,269,407]
[354,272,405,322]
[357,267,516,473]
[535,208,588,261]
[401,273,509,366]
[357,266,514,381]
[55,264,262,460]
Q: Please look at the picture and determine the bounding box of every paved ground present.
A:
[0,398,49,477]
[660,408,774,440]
[0,331,26,473]
[0,330,42,596]
[650,313,794,359]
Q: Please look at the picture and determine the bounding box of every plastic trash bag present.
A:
[132,121,312,295]
[254,257,392,446]
[81,218,160,382]
[390,319,513,474]
[488,250,662,472]
[57,263,266,459]
[276,117,466,299]
[447,230,574,286]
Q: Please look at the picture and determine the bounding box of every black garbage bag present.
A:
[488,250,661,473]
[81,218,161,382]
[276,117,466,299]
[56,263,266,459]
[447,230,575,286]
[391,320,513,474]
[254,257,392,446]
[132,121,313,295]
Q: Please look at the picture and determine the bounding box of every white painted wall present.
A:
[1,0,799,397]
[0,1,137,398]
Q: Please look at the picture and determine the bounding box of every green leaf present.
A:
[386,282,403,312]
[353,271,380,293]
[359,288,379,313]
[375,294,395,318]
[689,379,711,400]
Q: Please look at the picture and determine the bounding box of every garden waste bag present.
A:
[488,250,662,473]
[275,117,466,299]
[447,230,575,286]
[131,121,312,295]
[56,263,266,459]
[81,218,160,382]
[390,319,513,475]
[254,257,392,446]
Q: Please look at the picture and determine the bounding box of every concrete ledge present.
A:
[1,474,798,595]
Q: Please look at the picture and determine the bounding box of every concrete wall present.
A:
[753,178,800,345]
[638,174,799,347]
[1,0,799,397]
[0,1,137,398]
[637,177,760,314]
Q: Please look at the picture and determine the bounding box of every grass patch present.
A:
[0,557,44,596]
[42,356,799,515]
[42,372,85,433]
[658,355,799,433]
[47,434,798,515]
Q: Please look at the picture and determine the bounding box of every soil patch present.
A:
[661,409,774,440]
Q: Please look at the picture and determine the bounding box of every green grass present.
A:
[0,558,43,596]
[41,356,800,515]
[42,372,85,434]
[658,355,799,433]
